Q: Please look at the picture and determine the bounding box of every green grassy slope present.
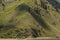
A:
[0,0,60,38]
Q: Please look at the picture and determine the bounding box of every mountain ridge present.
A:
[0,0,60,38]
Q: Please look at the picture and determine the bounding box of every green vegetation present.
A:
[0,0,60,38]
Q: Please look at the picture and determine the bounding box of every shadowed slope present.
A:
[47,0,60,11]
[16,4,51,30]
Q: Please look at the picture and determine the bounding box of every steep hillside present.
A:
[0,0,60,38]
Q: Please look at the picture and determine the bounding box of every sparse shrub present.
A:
[41,1,47,10]
[31,28,41,37]
[52,22,56,25]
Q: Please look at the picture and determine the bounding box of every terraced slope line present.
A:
[5,0,24,13]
